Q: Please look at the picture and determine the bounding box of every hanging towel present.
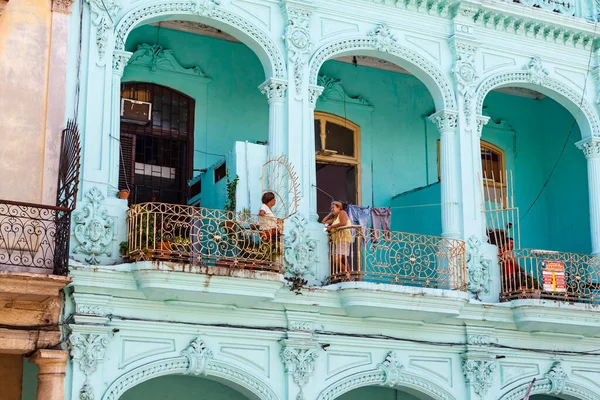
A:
[371,207,392,242]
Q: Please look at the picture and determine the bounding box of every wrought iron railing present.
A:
[126,203,283,272]
[499,248,600,303]
[0,200,71,275]
[328,226,467,291]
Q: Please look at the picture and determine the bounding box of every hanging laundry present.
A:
[371,207,392,242]
[347,205,371,242]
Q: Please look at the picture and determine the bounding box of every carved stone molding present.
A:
[449,36,479,125]
[52,0,75,14]
[475,60,600,138]
[317,74,372,107]
[309,24,456,111]
[103,336,277,400]
[377,351,404,387]
[181,337,213,376]
[545,362,568,395]
[429,110,459,132]
[462,358,497,398]
[85,0,121,63]
[308,85,324,110]
[127,43,210,80]
[72,187,115,265]
[114,1,286,79]
[283,214,317,277]
[475,115,490,138]
[282,1,314,97]
[467,334,497,346]
[281,340,319,400]
[259,78,288,103]
[466,235,491,299]
[69,332,113,400]
[576,137,600,159]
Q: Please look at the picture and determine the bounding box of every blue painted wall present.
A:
[124,25,269,176]
[120,375,249,400]
[21,358,37,400]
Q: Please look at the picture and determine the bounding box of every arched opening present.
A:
[530,395,562,399]
[480,86,593,302]
[121,21,269,209]
[316,55,461,289]
[336,385,434,400]
[119,375,253,400]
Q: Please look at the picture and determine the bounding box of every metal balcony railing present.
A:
[328,226,467,291]
[126,203,283,272]
[0,200,71,275]
[499,248,600,303]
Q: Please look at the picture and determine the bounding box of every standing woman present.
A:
[323,201,353,278]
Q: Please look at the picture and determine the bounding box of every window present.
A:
[314,113,360,162]
[119,82,194,205]
[214,162,226,183]
[480,141,505,187]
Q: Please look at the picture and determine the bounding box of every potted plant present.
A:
[119,241,129,257]
[118,189,130,200]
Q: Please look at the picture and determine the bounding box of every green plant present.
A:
[119,241,129,257]
[174,236,191,245]
[224,169,239,212]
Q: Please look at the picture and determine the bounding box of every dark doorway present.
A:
[316,163,356,221]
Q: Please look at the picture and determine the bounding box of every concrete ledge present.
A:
[0,271,70,302]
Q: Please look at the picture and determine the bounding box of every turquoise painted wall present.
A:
[391,182,441,236]
[337,386,422,400]
[316,60,439,233]
[482,92,590,254]
[124,25,269,177]
[120,375,249,400]
[21,357,37,400]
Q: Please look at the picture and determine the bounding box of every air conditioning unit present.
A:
[121,98,152,125]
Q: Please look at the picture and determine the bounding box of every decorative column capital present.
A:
[576,137,600,159]
[280,339,319,400]
[462,356,497,398]
[259,78,288,103]
[308,85,324,109]
[68,332,113,376]
[429,110,459,133]
[52,0,75,14]
[113,50,132,77]
[475,115,490,138]
[30,349,69,375]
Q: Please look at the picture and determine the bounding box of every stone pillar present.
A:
[110,51,133,192]
[259,78,288,158]
[307,85,324,221]
[576,137,600,255]
[30,350,68,400]
[430,110,461,238]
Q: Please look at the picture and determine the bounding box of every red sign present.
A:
[542,261,566,292]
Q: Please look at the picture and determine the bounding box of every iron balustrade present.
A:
[328,226,467,291]
[0,200,71,275]
[126,202,283,272]
[499,248,600,303]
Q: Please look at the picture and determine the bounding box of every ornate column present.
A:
[307,85,324,220]
[42,0,76,204]
[259,78,288,158]
[430,110,461,238]
[30,350,68,400]
[576,137,600,255]
[109,51,132,192]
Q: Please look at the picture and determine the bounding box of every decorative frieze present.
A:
[281,340,320,400]
[127,43,209,78]
[72,187,115,265]
[462,358,497,398]
[282,1,314,97]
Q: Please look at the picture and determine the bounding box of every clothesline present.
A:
[312,185,441,210]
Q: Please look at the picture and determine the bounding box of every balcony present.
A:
[0,200,71,275]
[499,248,600,304]
[125,202,283,273]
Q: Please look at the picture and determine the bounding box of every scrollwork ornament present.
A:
[260,78,288,103]
[282,4,313,97]
[284,214,317,277]
[308,85,324,109]
[466,235,491,299]
[377,351,404,387]
[281,344,319,400]
[72,187,115,265]
[467,334,497,346]
[112,50,132,77]
[85,0,121,63]
[368,24,398,53]
[191,0,220,18]
[462,359,496,397]
[181,337,213,376]
[576,137,600,159]
[451,40,478,124]
[79,383,94,400]
[545,362,568,395]
[68,332,113,377]
[523,56,549,86]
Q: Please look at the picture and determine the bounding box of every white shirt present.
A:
[259,204,278,229]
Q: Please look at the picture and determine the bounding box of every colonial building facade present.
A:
[19,0,600,399]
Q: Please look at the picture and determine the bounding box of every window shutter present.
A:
[119,133,135,191]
